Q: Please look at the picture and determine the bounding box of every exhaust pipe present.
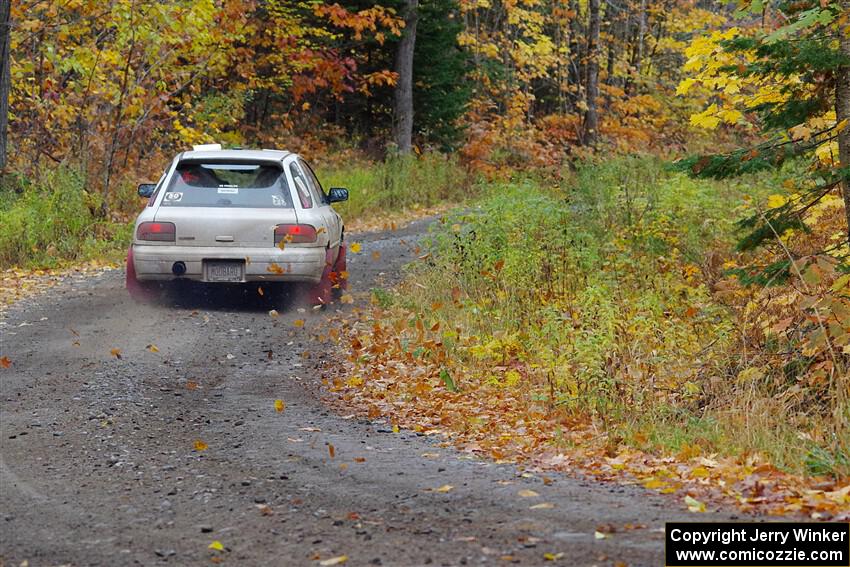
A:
[172,261,186,276]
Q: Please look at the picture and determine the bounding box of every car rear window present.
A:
[160,162,293,208]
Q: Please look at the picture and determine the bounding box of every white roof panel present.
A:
[179,149,291,163]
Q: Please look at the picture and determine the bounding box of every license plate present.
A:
[205,260,245,282]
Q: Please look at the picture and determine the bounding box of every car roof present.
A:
[177,149,293,163]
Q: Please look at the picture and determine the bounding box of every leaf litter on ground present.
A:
[318,307,850,520]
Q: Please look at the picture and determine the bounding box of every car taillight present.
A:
[137,222,176,242]
[275,224,318,244]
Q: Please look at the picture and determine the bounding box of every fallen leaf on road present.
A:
[255,503,273,515]
[428,484,454,493]
[354,457,366,463]
[274,399,285,413]
[594,531,608,539]
[518,489,539,498]
[690,466,710,478]
[146,344,159,353]
[685,495,706,513]
[371,251,381,261]
[319,556,348,566]
[300,427,322,432]
[110,348,122,359]
[544,552,564,561]
[349,242,362,253]
[208,540,224,551]
[0,356,10,368]
[328,444,335,459]
[186,380,199,390]
[530,502,554,510]
[269,309,279,318]
[194,440,208,451]
[340,294,354,304]
[294,319,305,327]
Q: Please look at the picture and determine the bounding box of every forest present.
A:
[1,0,849,519]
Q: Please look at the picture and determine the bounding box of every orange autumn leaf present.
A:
[0,356,10,369]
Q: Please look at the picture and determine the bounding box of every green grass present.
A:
[0,167,132,269]
[317,153,474,222]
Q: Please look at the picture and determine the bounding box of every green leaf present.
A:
[439,368,458,392]
[764,9,832,44]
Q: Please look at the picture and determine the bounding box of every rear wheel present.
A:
[331,244,347,299]
[125,247,160,303]
[300,248,335,306]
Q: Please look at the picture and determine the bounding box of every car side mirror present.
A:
[328,187,349,203]
[138,183,157,198]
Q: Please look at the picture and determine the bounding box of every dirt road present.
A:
[0,219,732,566]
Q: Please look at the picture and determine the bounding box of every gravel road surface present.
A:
[0,219,733,566]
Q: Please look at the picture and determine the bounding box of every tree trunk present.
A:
[604,0,618,87]
[393,0,418,154]
[636,0,647,75]
[838,0,850,246]
[0,0,11,172]
[568,0,583,107]
[583,0,600,147]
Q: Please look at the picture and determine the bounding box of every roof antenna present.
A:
[192,143,222,151]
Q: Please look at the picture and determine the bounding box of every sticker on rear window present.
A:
[163,192,183,202]
[272,195,286,207]
[218,186,239,194]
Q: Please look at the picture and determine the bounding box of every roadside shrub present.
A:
[385,156,848,476]
[318,153,474,222]
[0,167,131,268]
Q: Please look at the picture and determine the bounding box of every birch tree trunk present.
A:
[837,0,850,245]
[393,0,418,155]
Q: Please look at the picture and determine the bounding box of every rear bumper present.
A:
[132,244,326,283]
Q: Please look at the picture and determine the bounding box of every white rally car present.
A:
[126,146,349,304]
